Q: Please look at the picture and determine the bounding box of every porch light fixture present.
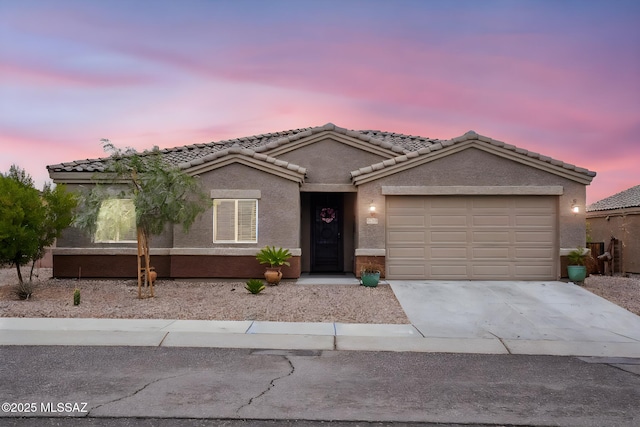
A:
[571,199,580,214]
[369,202,376,215]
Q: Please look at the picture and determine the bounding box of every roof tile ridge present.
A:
[178,146,306,175]
[448,131,596,177]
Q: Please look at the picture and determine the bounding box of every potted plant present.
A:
[256,246,292,285]
[567,247,589,283]
[360,262,382,287]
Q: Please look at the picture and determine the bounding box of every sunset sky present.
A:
[1,0,638,204]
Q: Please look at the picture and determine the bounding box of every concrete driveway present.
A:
[389,280,640,357]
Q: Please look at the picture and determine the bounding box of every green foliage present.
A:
[567,247,589,266]
[0,165,77,283]
[73,288,81,306]
[75,140,208,240]
[360,262,382,274]
[256,246,292,268]
[245,279,266,294]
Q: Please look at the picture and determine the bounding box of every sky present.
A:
[1,0,638,204]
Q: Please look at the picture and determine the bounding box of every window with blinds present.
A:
[213,199,258,243]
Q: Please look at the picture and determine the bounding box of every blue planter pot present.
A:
[360,271,380,287]
[567,265,587,283]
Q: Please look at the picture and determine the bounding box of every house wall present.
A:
[587,209,640,273]
[52,166,303,279]
[355,148,589,277]
[174,163,301,249]
[56,183,174,249]
[276,137,387,184]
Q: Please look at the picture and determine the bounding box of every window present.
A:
[213,199,257,243]
[94,199,137,243]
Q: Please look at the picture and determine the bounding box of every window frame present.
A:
[212,198,258,243]
[94,198,137,243]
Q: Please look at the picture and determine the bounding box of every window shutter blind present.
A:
[214,200,236,241]
[237,200,257,241]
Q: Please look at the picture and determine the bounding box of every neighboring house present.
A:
[48,123,596,280]
[587,185,640,274]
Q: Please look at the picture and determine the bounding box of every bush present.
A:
[13,281,35,300]
[245,279,266,295]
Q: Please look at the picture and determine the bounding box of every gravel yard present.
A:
[1,268,639,322]
[0,268,410,324]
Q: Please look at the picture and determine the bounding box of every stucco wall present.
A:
[356,147,589,252]
[56,183,173,249]
[277,137,386,184]
[587,209,640,273]
[174,163,301,249]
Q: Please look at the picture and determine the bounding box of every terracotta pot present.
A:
[148,269,157,285]
[264,267,283,285]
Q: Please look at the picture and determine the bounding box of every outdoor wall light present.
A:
[571,199,580,214]
[369,202,376,215]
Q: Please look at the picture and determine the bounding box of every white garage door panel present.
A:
[386,195,557,280]
[388,215,425,227]
[473,247,510,258]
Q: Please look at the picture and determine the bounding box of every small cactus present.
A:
[73,288,81,306]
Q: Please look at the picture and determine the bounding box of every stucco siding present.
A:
[174,163,301,249]
[356,148,587,256]
[277,137,386,184]
[55,183,174,249]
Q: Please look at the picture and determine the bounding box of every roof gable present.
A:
[180,147,307,184]
[587,184,640,211]
[350,131,597,185]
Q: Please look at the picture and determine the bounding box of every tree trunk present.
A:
[136,227,153,298]
[15,262,24,285]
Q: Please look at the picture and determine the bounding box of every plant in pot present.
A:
[360,262,382,287]
[256,246,292,285]
[567,247,589,283]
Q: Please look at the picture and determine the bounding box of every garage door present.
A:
[386,196,557,280]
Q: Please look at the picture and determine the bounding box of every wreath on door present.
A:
[320,207,336,223]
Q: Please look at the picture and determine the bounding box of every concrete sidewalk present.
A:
[1,314,640,357]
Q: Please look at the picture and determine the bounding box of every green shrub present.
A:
[567,247,589,266]
[245,279,266,295]
[73,288,81,306]
[256,246,292,268]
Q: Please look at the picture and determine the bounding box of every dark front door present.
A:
[311,193,343,272]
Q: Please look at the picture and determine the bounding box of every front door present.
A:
[311,193,343,272]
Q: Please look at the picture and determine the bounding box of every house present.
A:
[47,123,596,280]
[587,185,640,274]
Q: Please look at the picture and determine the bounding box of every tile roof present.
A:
[587,184,640,211]
[47,124,596,180]
[350,130,597,179]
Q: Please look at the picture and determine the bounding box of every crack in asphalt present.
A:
[236,355,295,414]
[86,372,191,416]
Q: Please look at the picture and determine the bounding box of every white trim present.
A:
[559,247,591,256]
[53,248,171,256]
[300,184,357,193]
[210,190,261,199]
[53,247,302,256]
[355,249,386,256]
[381,185,564,196]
